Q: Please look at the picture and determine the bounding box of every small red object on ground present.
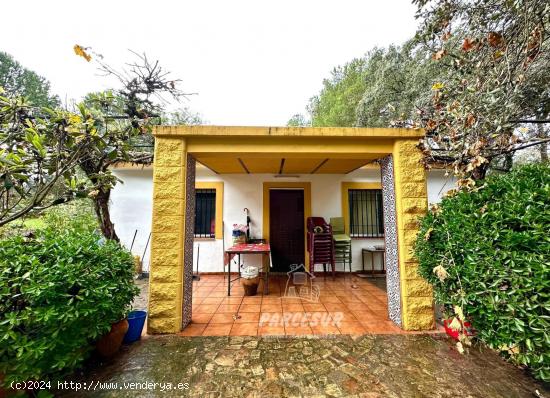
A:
[443,319,474,341]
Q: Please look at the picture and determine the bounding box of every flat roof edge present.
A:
[153,125,425,138]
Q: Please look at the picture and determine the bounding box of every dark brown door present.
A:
[269,189,305,272]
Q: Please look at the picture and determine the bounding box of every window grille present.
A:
[194,189,216,238]
[348,189,384,237]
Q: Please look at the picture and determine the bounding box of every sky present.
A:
[1,0,418,126]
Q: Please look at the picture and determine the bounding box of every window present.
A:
[348,189,384,237]
[194,182,223,239]
[342,182,384,238]
[194,189,216,238]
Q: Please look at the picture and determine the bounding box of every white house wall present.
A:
[111,166,453,273]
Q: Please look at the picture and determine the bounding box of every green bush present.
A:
[0,220,138,384]
[415,163,549,381]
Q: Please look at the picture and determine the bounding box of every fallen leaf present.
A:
[462,38,475,52]
[432,49,447,60]
[487,32,504,48]
[73,45,92,62]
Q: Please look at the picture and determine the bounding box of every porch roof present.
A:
[153,125,425,174]
[153,125,424,139]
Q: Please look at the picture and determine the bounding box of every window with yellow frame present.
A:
[341,182,384,238]
[194,182,223,239]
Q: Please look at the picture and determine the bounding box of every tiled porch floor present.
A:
[181,273,416,336]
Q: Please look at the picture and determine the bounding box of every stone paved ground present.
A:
[58,335,548,398]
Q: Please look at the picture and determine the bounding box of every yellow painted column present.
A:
[392,139,435,330]
[147,137,188,334]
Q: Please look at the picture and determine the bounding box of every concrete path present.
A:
[58,335,548,398]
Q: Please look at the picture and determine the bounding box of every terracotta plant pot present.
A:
[96,319,129,357]
[241,277,260,296]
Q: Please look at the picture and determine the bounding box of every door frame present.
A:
[263,182,312,271]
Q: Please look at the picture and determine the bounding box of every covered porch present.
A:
[148,126,435,335]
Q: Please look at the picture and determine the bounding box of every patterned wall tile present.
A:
[380,155,402,326]
[182,156,196,328]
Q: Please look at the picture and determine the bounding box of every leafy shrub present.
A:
[415,163,549,381]
[0,219,138,384]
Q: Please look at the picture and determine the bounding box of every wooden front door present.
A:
[269,189,305,272]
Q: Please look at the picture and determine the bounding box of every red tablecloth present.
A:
[224,243,271,266]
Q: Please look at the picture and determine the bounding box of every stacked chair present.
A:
[306,217,335,279]
[330,217,352,273]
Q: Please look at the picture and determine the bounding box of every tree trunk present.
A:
[503,153,514,171]
[537,124,548,162]
[94,188,119,242]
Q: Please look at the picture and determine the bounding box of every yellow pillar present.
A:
[392,139,435,330]
[147,137,190,333]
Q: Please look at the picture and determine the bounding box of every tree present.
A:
[308,58,369,127]
[74,48,186,241]
[413,0,550,179]
[1,48,189,239]
[306,42,442,129]
[0,89,93,227]
[0,52,59,108]
[286,113,310,127]
[163,107,203,126]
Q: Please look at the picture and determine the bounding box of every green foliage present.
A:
[286,113,310,127]
[415,163,550,381]
[0,218,138,384]
[309,58,369,127]
[0,52,59,108]
[307,42,441,128]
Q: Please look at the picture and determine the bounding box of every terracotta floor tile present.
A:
[242,296,262,304]
[285,325,313,336]
[221,297,243,304]
[303,303,326,312]
[306,312,333,327]
[179,324,207,336]
[201,297,225,305]
[283,312,310,327]
[259,312,284,327]
[210,313,238,324]
[282,303,304,312]
[202,324,232,336]
[366,301,388,310]
[338,321,367,335]
[350,310,377,321]
[195,304,219,314]
[319,296,342,304]
[311,324,341,335]
[327,311,357,323]
[230,323,258,336]
[338,295,363,303]
[239,304,261,313]
[209,291,228,298]
[258,325,286,336]
[368,309,390,320]
[346,302,369,311]
[216,304,241,313]
[193,297,205,305]
[261,297,282,304]
[191,313,213,324]
[234,312,260,323]
[260,304,282,313]
[363,321,401,334]
[194,291,211,297]
[323,303,348,312]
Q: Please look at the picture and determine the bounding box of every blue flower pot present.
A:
[123,310,147,343]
